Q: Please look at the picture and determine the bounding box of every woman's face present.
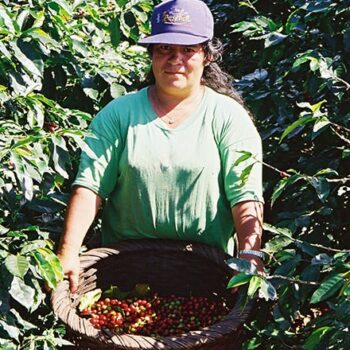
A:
[151,44,207,95]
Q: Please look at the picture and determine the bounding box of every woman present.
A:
[58,0,264,293]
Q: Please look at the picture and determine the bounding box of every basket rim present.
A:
[51,239,254,349]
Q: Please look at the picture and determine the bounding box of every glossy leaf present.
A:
[310,274,344,304]
[280,115,315,142]
[227,272,252,289]
[225,258,257,275]
[304,326,335,350]
[247,275,263,297]
[9,276,36,311]
[31,248,63,289]
[258,279,277,301]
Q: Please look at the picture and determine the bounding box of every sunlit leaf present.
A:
[258,279,277,301]
[78,289,102,311]
[311,253,332,265]
[280,116,314,142]
[31,247,63,289]
[271,174,303,206]
[5,254,29,278]
[247,275,262,297]
[227,273,252,289]
[9,276,36,311]
[225,258,257,275]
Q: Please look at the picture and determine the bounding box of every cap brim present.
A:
[138,33,210,46]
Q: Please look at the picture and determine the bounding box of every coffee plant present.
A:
[0,0,152,348]
[0,0,349,349]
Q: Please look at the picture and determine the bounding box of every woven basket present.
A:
[51,239,253,349]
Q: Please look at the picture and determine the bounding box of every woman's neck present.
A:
[149,84,205,127]
[152,84,205,111]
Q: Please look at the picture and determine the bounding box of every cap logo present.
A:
[161,7,191,26]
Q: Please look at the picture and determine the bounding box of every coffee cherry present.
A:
[79,292,229,337]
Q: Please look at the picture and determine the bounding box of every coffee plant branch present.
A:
[331,126,350,145]
[266,275,320,286]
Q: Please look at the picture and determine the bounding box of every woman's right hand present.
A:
[57,251,80,293]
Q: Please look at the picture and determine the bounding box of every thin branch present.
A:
[327,177,350,184]
[335,77,350,91]
[239,0,259,14]
[266,275,320,285]
[253,156,350,184]
[331,126,350,145]
[330,122,350,134]
[305,242,350,253]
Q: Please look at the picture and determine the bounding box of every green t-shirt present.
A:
[73,86,263,252]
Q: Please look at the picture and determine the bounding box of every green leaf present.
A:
[263,223,293,237]
[103,285,130,299]
[0,41,11,60]
[292,50,318,71]
[309,177,330,202]
[247,275,262,297]
[0,4,15,33]
[31,248,63,289]
[304,326,335,350]
[280,115,315,142]
[48,0,73,17]
[231,21,258,33]
[313,168,338,177]
[10,309,36,331]
[271,174,303,206]
[0,321,20,342]
[225,258,257,274]
[10,40,44,78]
[342,149,350,159]
[109,17,121,47]
[78,289,102,311]
[52,140,69,179]
[312,117,329,139]
[9,276,36,311]
[311,253,332,265]
[258,279,277,301]
[21,240,49,254]
[63,131,97,160]
[5,254,29,278]
[227,273,252,289]
[265,236,293,253]
[110,83,126,98]
[264,32,287,48]
[310,273,344,304]
[0,339,17,350]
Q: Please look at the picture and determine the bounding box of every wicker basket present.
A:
[51,239,253,349]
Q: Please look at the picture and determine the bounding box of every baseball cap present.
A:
[138,0,214,45]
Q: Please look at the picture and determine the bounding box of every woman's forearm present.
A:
[232,200,263,252]
[58,186,102,256]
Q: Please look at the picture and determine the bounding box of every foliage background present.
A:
[0,0,349,349]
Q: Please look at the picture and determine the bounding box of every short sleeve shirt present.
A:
[73,86,264,252]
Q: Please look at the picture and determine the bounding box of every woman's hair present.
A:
[201,38,244,105]
[142,38,245,106]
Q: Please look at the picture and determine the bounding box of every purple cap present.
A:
[139,0,214,45]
